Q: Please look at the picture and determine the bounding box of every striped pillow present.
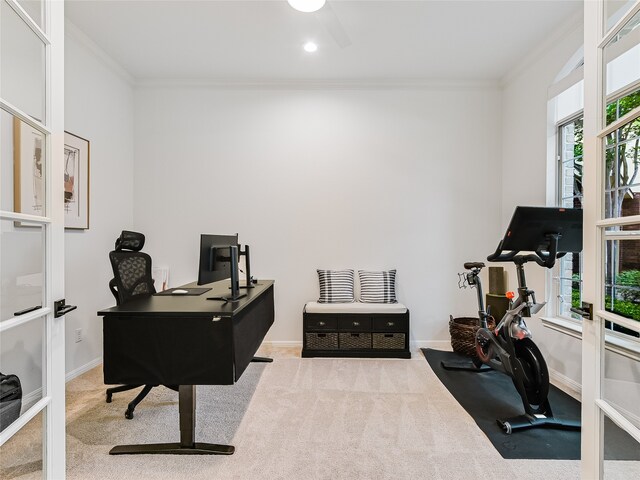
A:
[317,269,355,303]
[358,270,397,303]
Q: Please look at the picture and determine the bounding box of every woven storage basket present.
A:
[448,315,496,357]
[372,333,405,349]
[306,332,339,350]
[339,332,371,350]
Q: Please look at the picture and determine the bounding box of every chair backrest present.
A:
[109,231,155,305]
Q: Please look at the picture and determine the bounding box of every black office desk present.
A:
[97,280,274,455]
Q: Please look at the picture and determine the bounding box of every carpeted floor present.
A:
[1,347,638,480]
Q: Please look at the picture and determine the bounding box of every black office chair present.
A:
[105,230,177,419]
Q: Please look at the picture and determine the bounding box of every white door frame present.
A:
[0,1,65,478]
[582,1,640,479]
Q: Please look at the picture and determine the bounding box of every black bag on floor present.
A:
[0,372,22,432]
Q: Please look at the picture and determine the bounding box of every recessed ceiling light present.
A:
[288,0,326,13]
[304,42,318,53]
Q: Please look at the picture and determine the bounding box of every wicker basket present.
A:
[339,332,372,350]
[372,333,405,349]
[306,332,339,350]
[448,315,495,357]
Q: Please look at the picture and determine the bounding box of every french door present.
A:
[0,1,65,479]
[582,1,640,478]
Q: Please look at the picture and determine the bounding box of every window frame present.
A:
[550,85,640,358]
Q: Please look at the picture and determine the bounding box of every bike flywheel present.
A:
[512,337,550,408]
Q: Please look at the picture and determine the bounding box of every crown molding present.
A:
[499,10,584,89]
[134,77,500,90]
[65,20,135,86]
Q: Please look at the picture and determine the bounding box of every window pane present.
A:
[604,238,640,329]
[0,408,43,479]
[1,220,44,322]
[16,0,44,31]
[559,120,584,208]
[0,109,47,216]
[0,0,45,122]
[558,252,582,319]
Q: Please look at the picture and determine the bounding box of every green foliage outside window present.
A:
[564,90,640,327]
[570,269,640,321]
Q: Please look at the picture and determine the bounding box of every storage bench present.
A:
[301,302,411,359]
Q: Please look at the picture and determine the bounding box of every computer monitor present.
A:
[198,234,253,301]
[197,234,239,286]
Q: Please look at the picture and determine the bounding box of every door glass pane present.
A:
[16,0,44,31]
[602,407,640,478]
[0,409,43,479]
[1,220,44,322]
[0,0,45,122]
[605,1,639,33]
[603,109,640,218]
[603,347,640,431]
[0,110,47,216]
[0,315,46,428]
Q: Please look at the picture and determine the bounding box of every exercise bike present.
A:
[444,206,583,434]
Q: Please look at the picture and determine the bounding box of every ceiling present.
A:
[64,0,583,83]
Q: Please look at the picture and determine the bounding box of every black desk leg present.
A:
[251,356,273,363]
[109,385,235,455]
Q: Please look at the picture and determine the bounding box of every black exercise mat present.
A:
[154,287,211,296]
[422,348,640,460]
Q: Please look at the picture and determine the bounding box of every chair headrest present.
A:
[115,231,145,252]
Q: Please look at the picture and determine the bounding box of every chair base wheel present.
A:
[125,409,134,420]
[106,394,112,403]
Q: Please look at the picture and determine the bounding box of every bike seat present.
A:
[464,262,485,270]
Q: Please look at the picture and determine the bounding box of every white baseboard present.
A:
[65,356,102,383]
[20,357,103,414]
[411,340,451,351]
[21,388,43,413]
[262,341,302,348]
[548,368,582,400]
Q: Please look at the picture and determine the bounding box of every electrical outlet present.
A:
[75,328,82,343]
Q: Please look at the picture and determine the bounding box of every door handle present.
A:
[570,301,593,321]
[54,299,77,318]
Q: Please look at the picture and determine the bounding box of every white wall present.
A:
[501,19,585,375]
[133,86,502,345]
[63,24,135,378]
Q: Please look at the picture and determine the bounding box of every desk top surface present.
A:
[97,280,274,317]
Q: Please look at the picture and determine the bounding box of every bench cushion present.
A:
[304,301,407,314]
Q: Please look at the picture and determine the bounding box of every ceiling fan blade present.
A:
[315,2,352,48]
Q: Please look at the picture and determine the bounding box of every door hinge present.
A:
[570,301,593,321]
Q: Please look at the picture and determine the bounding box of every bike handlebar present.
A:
[486,235,565,269]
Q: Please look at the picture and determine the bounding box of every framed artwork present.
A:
[13,117,46,218]
[63,131,90,229]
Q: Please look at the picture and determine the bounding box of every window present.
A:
[557,116,583,320]
[557,87,640,338]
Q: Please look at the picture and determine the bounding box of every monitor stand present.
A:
[209,293,247,302]
[210,247,247,302]
[239,245,255,289]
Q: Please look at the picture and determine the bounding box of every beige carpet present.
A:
[1,348,638,480]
